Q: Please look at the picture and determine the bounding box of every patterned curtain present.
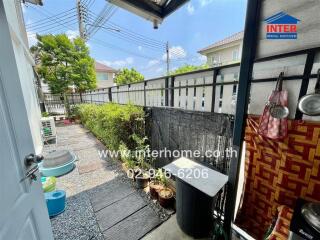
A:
[235,116,320,239]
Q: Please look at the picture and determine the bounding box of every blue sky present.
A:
[24,0,247,78]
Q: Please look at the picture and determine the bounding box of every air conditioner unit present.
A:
[41,117,56,141]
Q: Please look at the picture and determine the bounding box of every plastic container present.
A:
[45,190,66,218]
[41,176,57,192]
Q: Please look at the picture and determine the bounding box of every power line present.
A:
[85,14,166,52]
[91,38,158,61]
[27,14,78,31]
[86,4,117,38]
[26,7,76,28]
[28,5,77,32]
[87,10,166,48]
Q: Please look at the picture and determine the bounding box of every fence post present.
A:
[108,87,112,102]
[211,69,218,112]
[144,81,147,106]
[170,76,175,107]
[165,77,169,106]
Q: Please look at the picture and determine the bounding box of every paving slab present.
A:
[89,180,135,212]
[95,192,147,231]
[103,205,162,240]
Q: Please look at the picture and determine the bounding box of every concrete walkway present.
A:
[44,124,164,240]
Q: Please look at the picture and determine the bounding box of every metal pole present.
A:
[144,81,147,107]
[170,76,175,107]
[211,69,218,112]
[166,41,170,75]
[165,77,169,106]
[108,88,112,102]
[224,0,261,237]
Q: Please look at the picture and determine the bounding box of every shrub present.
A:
[77,103,145,151]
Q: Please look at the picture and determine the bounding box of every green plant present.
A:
[77,103,145,151]
[169,64,209,75]
[42,112,49,117]
[119,142,136,168]
[31,34,96,94]
[114,68,144,85]
[156,169,169,187]
[131,134,152,170]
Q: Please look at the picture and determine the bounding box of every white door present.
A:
[0,1,53,240]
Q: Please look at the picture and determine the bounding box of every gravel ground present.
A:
[43,123,172,240]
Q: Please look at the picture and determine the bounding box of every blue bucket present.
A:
[45,190,66,218]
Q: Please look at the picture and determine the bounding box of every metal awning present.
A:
[107,0,189,28]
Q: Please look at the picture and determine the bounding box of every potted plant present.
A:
[131,135,151,189]
[119,143,137,180]
[149,169,164,198]
[135,171,150,189]
[158,188,174,208]
[157,170,174,208]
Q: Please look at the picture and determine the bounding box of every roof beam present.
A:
[111,0,163,18]
[163,0,189,17]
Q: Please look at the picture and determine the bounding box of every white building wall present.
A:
[4,0,43,154]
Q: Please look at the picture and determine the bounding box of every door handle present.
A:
[20,165,39,182]
[24,153,44,167]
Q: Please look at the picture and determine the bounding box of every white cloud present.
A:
[162,46,187,61]
[27,31,37,46]
[147,59,160,67]
[66,30,79,40]
[187,3,195,15]
[198,0,214,7]
[156,67,163,73]
[99,57,134,69]
[138,46,142,51]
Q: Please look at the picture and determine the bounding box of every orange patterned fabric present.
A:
[266,206,293,240]
[235,116,320,239]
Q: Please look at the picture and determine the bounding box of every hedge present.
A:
[76,103,145,151]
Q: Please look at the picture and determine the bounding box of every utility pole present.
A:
[77,0,86,40]
[166,41,170,75]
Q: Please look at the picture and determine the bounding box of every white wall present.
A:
[203,42,242,66]
[4,0,43,154]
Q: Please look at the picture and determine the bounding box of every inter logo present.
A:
[265,12,300,40]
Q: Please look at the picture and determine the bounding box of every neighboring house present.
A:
[198,31,243,67]
[95,61,117,89]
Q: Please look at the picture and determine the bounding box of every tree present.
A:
[114,68,144,85]
[170,64,209,75]
[31,34,96,94]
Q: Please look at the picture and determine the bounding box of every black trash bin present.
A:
[176,178,215,238]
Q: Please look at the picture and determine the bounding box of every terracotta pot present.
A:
[158,187,173,208]
[149,180,164,198]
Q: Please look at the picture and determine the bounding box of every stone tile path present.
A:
[44,124,164,240]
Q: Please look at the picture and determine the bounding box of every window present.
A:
[232,50,239,61]
[97,72,108,81]
[211,54,221,66]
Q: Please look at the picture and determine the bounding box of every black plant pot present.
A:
[135,174,149,189]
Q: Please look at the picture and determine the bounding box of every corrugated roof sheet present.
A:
[198,31,244,53]
[95,61,117,72]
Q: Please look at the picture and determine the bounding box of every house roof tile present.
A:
[198,31,244,53]
[95,61,117,72]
